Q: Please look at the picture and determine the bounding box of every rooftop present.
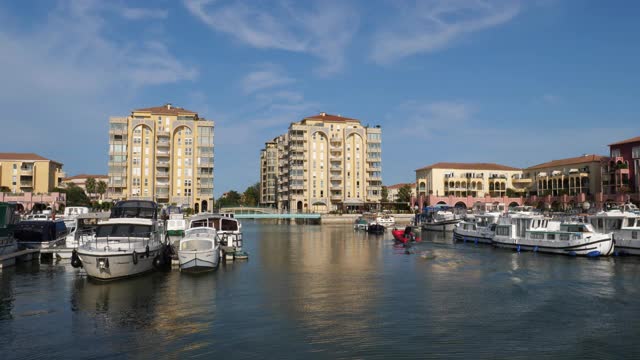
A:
[133,103,198,116]
[416,162,520,172]
[609,135,640,146]
[526,154,605,170]
[0,152,62,165]
[303,112,358,122]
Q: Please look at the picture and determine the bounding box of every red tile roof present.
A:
[386,183,414,189]
[63,174,108,181]
[0,153,62,165]
[416,162,520,172]
[526,154,605,170]
[609,136,640,146]
[133,104,197,116]
[304,112,358,122]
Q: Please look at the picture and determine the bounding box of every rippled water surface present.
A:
[2,223,640,359]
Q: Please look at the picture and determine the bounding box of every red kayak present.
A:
[392,229,420,243]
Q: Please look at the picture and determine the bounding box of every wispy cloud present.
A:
[371,0,521,64]
[240,65,295,94]
[183,0,359,75]
[541,93,561,104]
[389,100,475,138]
[119,7,169,20]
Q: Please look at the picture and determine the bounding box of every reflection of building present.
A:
[62,174,108,195]
[260,113,382,213]
[0,153,65,193]
[385,183,416,203]
[107,104,214,211]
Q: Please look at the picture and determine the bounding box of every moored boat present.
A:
[0,202,19,256]
[178,216,221,272]
[589,204,640,255]
[14,219,67,250]
[367,223,385,234]
[453,212,501,244]
[493,214,614,257]
[74,200,168,281]
[421,210,462,232]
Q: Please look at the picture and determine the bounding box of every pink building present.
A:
[602,135,640,203]
[0,192,66,212]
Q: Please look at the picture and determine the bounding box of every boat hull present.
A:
[178,250,220,272]
[77,248,161,281]
[0,238,18,256]
[391,229,420,243]
[453,228,493,244]
[612,237,640,256]
[422,220,460,232]
[492,236,615,257]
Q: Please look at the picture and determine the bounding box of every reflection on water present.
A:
[2,223,640,358]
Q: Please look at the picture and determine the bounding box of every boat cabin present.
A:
[0,202,19,238]
[110,200,158,220]
[14,220,67,247]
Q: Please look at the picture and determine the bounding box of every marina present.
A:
[3,223,640,358]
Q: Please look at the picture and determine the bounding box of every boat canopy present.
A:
[110,200,158,220]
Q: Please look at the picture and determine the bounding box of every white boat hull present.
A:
[613,238,640,256]
[492,235,615,257]
[453,228,493,244]
[423,220,460,232]
[77,247,161,280]
[178,249,220,272]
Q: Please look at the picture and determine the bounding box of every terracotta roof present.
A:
[304,112,358,122]
[0,152,61,165]
[416,162,520,172]
[133,104,197,116]
[63,174,108,181]
[526,154,605,170]
[386,183,413,189]
[609,136,640,146]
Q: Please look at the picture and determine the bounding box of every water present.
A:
[2,223,640,359]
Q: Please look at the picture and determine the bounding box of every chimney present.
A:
[320,112,326,116]
[166,103,172,110]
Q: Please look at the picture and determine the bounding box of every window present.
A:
[633,231,638,240]
[547,234,555,240]
[12,164,16,169]
[611,148,621,157]
[185,138,193,145]
[185,148,192,156]
[496,226,510,236]
[184,179,192,187]
[133,137,142,144]
[144,179,148,186]
[633,146,640,159]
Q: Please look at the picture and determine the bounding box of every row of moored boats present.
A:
[0,201,247,280]
[438,204,640,257]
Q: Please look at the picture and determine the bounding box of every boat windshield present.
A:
[95,224,152,238]
[185,228,217,237]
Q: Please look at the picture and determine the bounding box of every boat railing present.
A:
[78,231,159,251]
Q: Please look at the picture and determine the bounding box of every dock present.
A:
[0,249,40,269]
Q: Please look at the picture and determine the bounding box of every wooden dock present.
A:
[0,249,39,269]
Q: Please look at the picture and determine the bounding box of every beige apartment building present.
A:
[260,113,382,213]
[524,154,604,196]
[108,104,214,212]
[385,183,417,203]
[0,153,65,193]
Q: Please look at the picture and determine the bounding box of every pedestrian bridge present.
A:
[220,207,321,219]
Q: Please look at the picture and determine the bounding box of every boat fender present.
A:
[132,251,138,265]
[145,245,150,258]
[71,250,83,268]
[153,254,164,270]
[517,245,521,253]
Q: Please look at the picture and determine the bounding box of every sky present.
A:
[1,0,639,197]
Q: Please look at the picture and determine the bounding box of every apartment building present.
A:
[107,104,214,212]
[385,183,416,203]
[602,136,640,197]
[260,112,382,213]
[524,154,604,196]
[259,140,278,207]
[0,153,65,193]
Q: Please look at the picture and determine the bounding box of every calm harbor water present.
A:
[2,223,640,359]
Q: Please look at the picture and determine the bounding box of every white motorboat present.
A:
[589,204,640,255]
[422,210,463,232]
[375,212,396,227]
[56,212,109,259]
[178,219,220,272]
[492,214,614,257]
[74,200,168,281]
[453,212,501,244]
[0,202,19,257]
[190,213,245,260]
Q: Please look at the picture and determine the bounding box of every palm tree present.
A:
[97,180,107,200]
[85,177,96,199]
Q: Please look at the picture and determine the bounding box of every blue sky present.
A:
[1,0,638,197]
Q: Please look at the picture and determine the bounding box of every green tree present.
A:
[85,177,96,199]
[397,185,412,204]
[242,182,260,206]
[217,191,241,208]
[97,180,108,200]
[381,186,389,203]
[65,183,90,206]
[0,186,10,193]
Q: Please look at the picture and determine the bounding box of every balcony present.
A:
[157,150,170,157]
[330,175,342,181]
[20,181,33,187]
[512,178,532,184]
[157,182,169,188]
[157,160,169,167]
[156,171,169,178]
[330,137,342,144]
[290,134,306,141]
[197,182,214,188]
[330,194,342,201]
[157,141,170,147]
[330,185,342,191]
[290,184,304,190]
[368,174,382,181]
[290,153,305,161]
[366,157,380,162]
[20,168,34,175]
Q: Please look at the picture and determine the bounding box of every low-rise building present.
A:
[601,136,640,204]
[385,183,416,203]
[0,153,65,193]
[62,174,109,198]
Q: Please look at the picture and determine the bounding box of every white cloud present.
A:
[240,65,295,94]
[371,0,521,64]
[119,7,169,20]
[389,100,475,138]
[183,0,359,75]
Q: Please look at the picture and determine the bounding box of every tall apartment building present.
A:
[108,104,214,212]
[260,113,382,213]
[0,153,65,193]
[259,140,278,207]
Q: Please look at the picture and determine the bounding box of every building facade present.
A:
[62,174,108,194]
[260,113,382,213]
[259,140,278,207]
[0,153,65,193]
[385,183,416,203]
[107,104,214,212]
[602,136,640,200]
[524,155,604,196]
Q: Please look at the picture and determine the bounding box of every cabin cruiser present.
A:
[166,213,187,253]
[375,212,396,227]
[453,212,501,244]
[492,214,614,257]
[63,206,89,219]
[14,219,68,250]
[56,212,109,259]
[421,210,463,232]
[589,204,640,255]
[74,200,168,281]
[178,214,221,272]
[0,202,19,256]
[354,216,368,231]
[190,213,245,260]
